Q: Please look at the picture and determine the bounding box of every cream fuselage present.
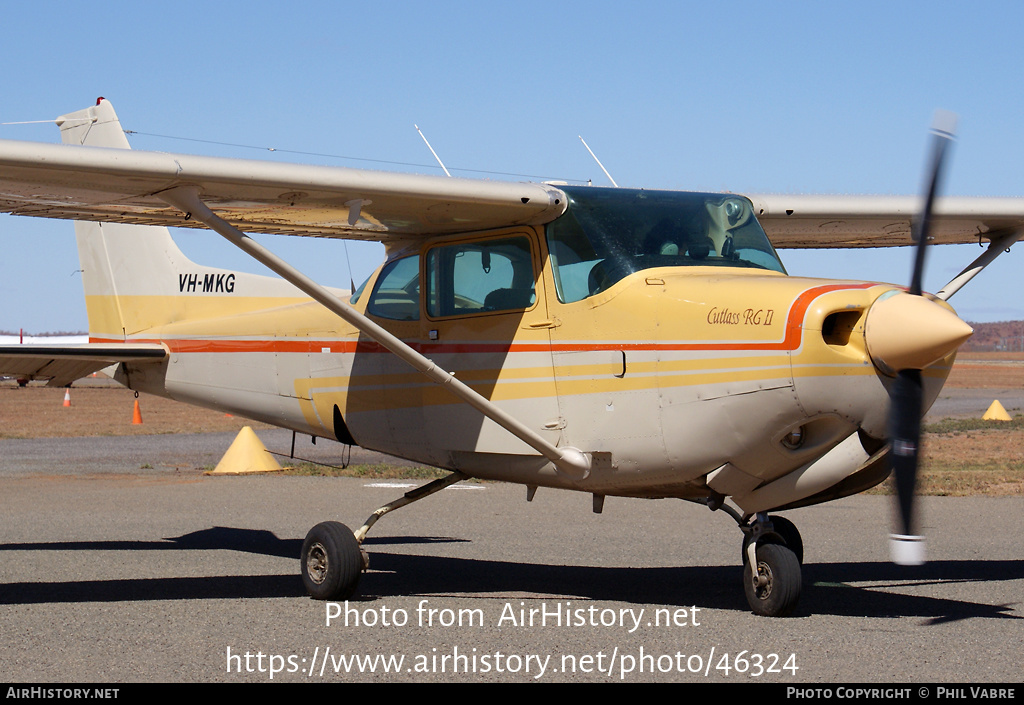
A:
[107,225,952,506]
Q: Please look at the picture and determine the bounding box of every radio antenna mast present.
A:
[415,125,452,177]
[578,136,618,187]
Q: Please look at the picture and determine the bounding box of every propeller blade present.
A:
[889,369,925,564]
[909,110,957,296]
[888,110,957,566]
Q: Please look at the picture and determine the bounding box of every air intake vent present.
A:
[822,310,863,346]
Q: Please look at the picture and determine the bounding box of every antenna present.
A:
[414,124,452,177]
[579,136,618,187]
[342,240,355,293]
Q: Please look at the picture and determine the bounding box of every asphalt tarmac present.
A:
[0,426,1022,683]
[928,385,1024,420]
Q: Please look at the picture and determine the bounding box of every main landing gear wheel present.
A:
[742,515,804,565]
[301,521,364,600]
[743,543,802,617]
[299,472,467,601]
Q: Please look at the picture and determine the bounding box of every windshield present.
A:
[546,186,786,303]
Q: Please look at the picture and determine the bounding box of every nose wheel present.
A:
[743,542,802,617]
[704,499,806,617]
[739,513,803,617]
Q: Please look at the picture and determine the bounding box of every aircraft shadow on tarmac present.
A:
[1,526,1021,622]
[0,526,464,559]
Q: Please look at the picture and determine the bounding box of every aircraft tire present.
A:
[743,515,804,565]
[743,543,802,617]
[767,516,803,564]
[301,521,363,600]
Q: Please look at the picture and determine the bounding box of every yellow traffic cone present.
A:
[207,426,282,475]
[983,399,1012,421]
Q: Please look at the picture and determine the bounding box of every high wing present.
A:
[3,137,1023,249]
[0,96,1020,249]
[0,138,566,242]
[0,344,167,387]
[748,193,1024,248]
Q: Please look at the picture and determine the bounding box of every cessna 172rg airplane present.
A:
[1,99,1018,617]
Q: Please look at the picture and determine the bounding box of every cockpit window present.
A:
[546,186,786,303]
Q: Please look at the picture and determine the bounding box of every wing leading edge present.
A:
[0,99,1022,249]
[749,193,1024,248]
[0,101,567,241]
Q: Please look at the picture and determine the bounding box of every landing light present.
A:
[781,427,805,450]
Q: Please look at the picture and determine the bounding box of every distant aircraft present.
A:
[1,99,1017,616]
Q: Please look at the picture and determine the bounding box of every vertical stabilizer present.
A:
[57,98,131,149]
[59,99,307,341]
[61,98,198,340]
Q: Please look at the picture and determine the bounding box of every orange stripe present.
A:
[89,283,875,355]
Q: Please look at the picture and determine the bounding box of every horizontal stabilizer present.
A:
[0,343,166,386]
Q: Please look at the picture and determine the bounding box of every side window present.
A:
[426,236,536,318]
[366,255,420,321]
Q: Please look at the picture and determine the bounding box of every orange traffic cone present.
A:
[62,389,71,407]
[132,399,143,425]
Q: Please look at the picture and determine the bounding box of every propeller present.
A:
[885,110,958,565]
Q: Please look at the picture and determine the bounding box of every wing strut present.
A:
[157,187,592,478]
[936,230,1022,301]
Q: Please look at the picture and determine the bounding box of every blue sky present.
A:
[2,1,1023,331]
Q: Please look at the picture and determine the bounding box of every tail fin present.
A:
[57,97,132,149]
[59,99,306,341]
